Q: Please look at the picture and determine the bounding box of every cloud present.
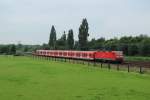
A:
[0,0,150,44]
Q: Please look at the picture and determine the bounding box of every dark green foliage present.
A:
[118,43,129,55]
[128,44,138,56]
[67,29,74,50]
[42,43,49,50]
[56,32,67,50]
[78,18,89,50]
[48,25,57,49]
[87,35,150,56]
[0,44,40,55]
[88,38,105,50]
[23,46,29,52]
[9,45,16,55]
[104,38,118,51]
[139,38,150,56]
[74,41,79,50]
[0,45,9,54]
[17,43,23,50]
[0,45,16,55]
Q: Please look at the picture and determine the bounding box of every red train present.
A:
[34,50,124,63]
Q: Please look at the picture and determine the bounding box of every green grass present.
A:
[0,56,150,100]
[125,56,150,61]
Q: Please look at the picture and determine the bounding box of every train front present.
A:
[112,51,124,63]
[95,51,124,63]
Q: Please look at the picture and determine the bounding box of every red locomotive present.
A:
[34,50,124,63]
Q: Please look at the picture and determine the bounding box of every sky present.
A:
[0,0,150,44]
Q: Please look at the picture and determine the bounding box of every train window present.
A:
[69,53,71,56]
[72,53,74,56]
[64,52,67,56]
[83,53,87,57]
[76,53,78,56]
[82,53,84,57]
[76,53,80,57]
[89,54,93,57]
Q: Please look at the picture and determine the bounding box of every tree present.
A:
[42,43,49,50]
[78,18,89,50]
[88,38,105,50]
[67,29,74,50]
[0,45,9,54]
[74,41,79,50]
[9,45,16,55]
[128,44,138,56]
[104,38,118,51]
[24,46,29,52]
[139,38,150,56]
[48,25,57,49]
[56,32,67,50]
[118,43,129,55]
[61,32,67,43]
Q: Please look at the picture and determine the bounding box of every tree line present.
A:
[0,44,41,56]
[0,18,150,56]
[47,18,89,50]
[88,35,150,56]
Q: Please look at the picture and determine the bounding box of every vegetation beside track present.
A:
[0,56,150,100]
[125,56,150,61]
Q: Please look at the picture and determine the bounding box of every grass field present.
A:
[0,56,150,100]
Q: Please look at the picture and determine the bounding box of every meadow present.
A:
[0,56,150,100]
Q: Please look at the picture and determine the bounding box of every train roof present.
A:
[36,50,123,53]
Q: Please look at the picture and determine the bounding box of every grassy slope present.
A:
[0,56,150,100]
[125,56,150,61]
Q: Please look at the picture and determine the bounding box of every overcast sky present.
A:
[0,0,150,44]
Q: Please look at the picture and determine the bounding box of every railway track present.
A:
[122,61,150,68]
